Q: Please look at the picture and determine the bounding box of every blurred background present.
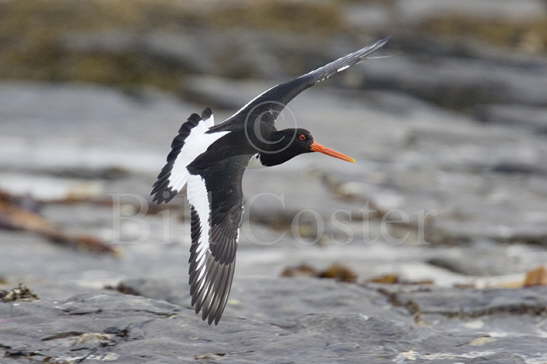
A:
[4,1,547,361]
[1,0,547,294]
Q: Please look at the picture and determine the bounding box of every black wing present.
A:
[151,108,215,204]
[186,155,249,325]
[210,37,389,132]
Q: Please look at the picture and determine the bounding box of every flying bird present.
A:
[151,37,389,325]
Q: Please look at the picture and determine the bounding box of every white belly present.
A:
[247,153,265,169]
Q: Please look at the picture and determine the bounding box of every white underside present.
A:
[187,174,211,264]
[168,114,228,192]
[247,153,264,169]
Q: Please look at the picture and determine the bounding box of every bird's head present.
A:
[259,128,355,166]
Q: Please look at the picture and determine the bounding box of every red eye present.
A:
[298,134,306,141]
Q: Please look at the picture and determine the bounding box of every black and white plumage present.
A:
[151,37,389,325]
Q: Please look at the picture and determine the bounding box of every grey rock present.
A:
[342,4,392,30]
[62,29,356,82]
[363,55,547,109]
[391,285,547,318]
[181,76,271,110]
[396,0,546,23]
[427,240,547,276]
[475,104,547,134]
[3,1,547,360]
[1,81,547,264]
[393,34,547,71]
[0,74,546,361]
[2,279,547,363]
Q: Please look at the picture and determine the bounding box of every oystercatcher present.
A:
[151,37,389,325]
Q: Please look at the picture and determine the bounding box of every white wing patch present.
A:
[187,175,210,254]
[168,114,228,191]
[186,174,211,290]
[337,65,350,72]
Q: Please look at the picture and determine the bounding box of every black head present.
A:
[258,128,355,167]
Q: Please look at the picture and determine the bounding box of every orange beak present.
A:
[310,142,356,163]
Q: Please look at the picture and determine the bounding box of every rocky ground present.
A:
[3,278,547,364]
[1,0,547,363]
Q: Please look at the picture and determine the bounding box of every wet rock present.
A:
[62,28,352,84]
[63,30,218,75]
[381,284,547,318]
[0,73,546,360]
[2,0,547,94]
[0,286,178,363]
[105,278,185,304]
[475,104,547,134]
[394,33,547,70]
[2,1,547,360]
[181,76,270,110]
[397,0,546,23]
[2,279,547,363]
[363,55,547,110]
[427,241,547,276]
[322,163,547,249]
[0,188,116,255]
[1,81,546,267]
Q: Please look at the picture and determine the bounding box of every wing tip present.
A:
[198,299,226,326]
[376,36,391,48]
[201,107,213,120]
[360,36,390,59]
[188,258,234,326]
[371,36,390,54]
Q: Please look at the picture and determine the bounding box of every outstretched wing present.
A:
[186,155,249,325]
[210,37,389,132]
[151,108,228,203]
